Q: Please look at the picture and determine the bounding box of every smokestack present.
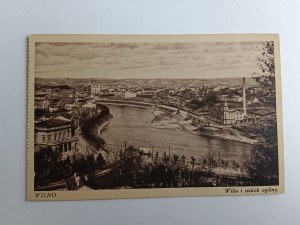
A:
[242,77,246,116]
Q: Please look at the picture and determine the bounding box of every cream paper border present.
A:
[27,34,284,201]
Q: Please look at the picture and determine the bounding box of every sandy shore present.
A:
[149,107,256,145]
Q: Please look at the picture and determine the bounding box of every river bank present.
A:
[80,104,113,159]
[95,100,256,144]
[99,104,253,167]
[149,106,256,144]
[95,98,256,144]
[197,126,256,144]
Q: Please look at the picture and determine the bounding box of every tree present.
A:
[205,91,220,108]
[116,146,143,186]
[51,156,73,179]
[245,41,278,185]
[180,154,186,165]
[190,156,195,169]
[203,158,207,169]
[34,146,60,178]
[96,153,106,169]
[172,154,179,165]
[244,119,278,185]
[185,98,205,110]
[252,41,275,87]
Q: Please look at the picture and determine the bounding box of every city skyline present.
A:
[35,41,264,79]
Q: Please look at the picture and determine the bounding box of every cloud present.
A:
[35,41,263,79]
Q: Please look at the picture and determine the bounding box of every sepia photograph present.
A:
[27,34,284,200]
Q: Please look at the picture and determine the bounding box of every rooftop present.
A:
[248,107,276,116]
[35,117,71,128]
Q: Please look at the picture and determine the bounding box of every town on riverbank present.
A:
[33,76,278,191]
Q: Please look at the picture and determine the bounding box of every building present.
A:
[34,92,49,111]
[34,116,78,156]
[82,101,96,109]
[136,91,155,98]
[75,99,86,107]
[61,93,75,104]
[210,102,246,125]
[247,97,260,104]
[210,77,253,125]
[91,83,101,95]
[248,107,276,122]
[219,94,243,103]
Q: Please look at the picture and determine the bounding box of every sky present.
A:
[35,41,264,79]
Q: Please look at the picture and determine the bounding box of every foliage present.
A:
[245,41,279,185]
[252,41,275,87]
[34,147,71,185]
[34,109,49,118]
[103,146,217,188]
[38,84,74,90]
[34,146,106,187]
[186,91,219,110]
[34,146,59,177]
[244,118,279,185]
[81,104,111,149]
[186,99,205,110]
[35,144,264,188]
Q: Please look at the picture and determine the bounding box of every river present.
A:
[101,105,251,164]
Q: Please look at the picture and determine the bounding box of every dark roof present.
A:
[35,98,47,102]
[253,109,276,116]
[35,118,71,128]
[35,92,47,97]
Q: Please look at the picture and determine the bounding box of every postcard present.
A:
[27,34,284,200]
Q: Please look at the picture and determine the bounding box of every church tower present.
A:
[223,101,229,124]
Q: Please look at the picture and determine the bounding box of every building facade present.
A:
[209,77,257,125]
[34,117,78,156]
[91,83,101,95]
[210,102,246,125]
[34,92,49,111]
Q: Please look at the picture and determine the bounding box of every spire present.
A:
[223,101,229,111]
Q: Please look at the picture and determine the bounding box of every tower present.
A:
[242,77,247,116]
[223,101,229,124]
[91,83,101,95]
[223,101,229,111]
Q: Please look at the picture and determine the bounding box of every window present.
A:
[48,134,51,142]
[42,135,45,142]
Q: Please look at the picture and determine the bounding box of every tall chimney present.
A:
[242,77,246,116]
